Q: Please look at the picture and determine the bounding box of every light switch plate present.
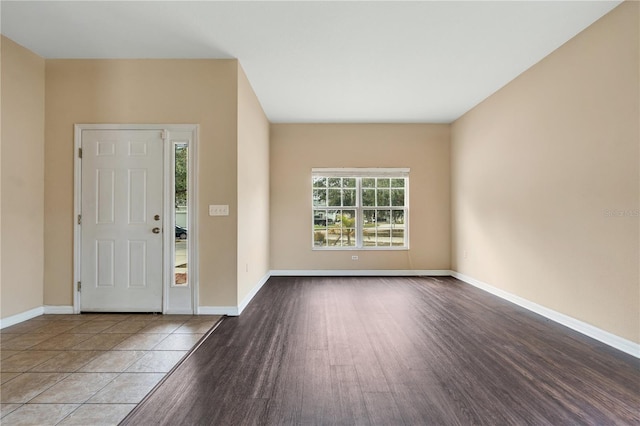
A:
[209,205,229,216]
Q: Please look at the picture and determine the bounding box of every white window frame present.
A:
[311,168,410,250]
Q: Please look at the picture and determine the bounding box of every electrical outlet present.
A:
[463,250,468,259]
[209,205,229,216]
[352,255,359,260]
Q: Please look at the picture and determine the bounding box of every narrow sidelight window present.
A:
[174,143,188,286]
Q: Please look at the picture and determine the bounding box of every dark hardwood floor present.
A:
[122,276,639,425]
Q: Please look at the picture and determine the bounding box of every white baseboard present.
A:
[44,305,74,314]
[270,269,451,277]
[451,271,640,359]
[0,306,44,329]
[238,272,271,315]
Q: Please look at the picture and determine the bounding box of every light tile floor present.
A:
[0,313,222,425]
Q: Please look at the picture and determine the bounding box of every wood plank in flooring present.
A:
[122,276,640,425]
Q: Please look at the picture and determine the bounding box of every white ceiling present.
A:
[0,1,622,123]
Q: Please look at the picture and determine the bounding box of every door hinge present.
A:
[77,281,82,292]
[78,147,83,158]
[161,130,168,141]
[77,214,82,225]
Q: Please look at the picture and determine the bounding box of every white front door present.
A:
[80,129,164,312]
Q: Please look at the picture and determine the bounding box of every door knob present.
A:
[154,215,160,221]
[152,227,161,234]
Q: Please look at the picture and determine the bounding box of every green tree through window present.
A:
[175,144,187,207]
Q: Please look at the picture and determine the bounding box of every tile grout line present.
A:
[51,371,127,426]
[119,316,226,423]
[1,314,223,424]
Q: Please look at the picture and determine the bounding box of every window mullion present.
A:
[356,177,362,248]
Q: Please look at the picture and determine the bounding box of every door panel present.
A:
[81,129,164,312]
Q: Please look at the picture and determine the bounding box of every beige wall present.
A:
[44,59,240,308]
[1,37,45,318]
[270,124,450,271]
[0,37,3,315]
[451,2,639,343]
[237,65,270,303]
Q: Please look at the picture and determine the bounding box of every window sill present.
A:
[312,246,409,251]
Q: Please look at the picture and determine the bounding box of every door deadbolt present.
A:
[154,214,160,221]
[152,227,161,234]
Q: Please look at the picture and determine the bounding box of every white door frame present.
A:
[73,124,199,314]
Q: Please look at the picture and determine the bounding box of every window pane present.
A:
[314,230,327,247]
[313,177,327,188]
[327,209,339,225]
[343,178,356,188]
[362,178,375,188]
[314,209,328,227]
[343,228,356,246]
[327,226,340,247]
[328,177,342,188]
[328,189,341,206]
[375,210,391,246]
[376,210,390,224]
[175,226,188,284]
[391,189,404,206]
[391,178,405,188]
[391,211,405,246]
[377,189,390,206]
[341,210,356,224]
[313,189,326,206]
[363,210,376,246]
[341,210,356,247]
[377,178,390,188]
[363,232,376,246]
[392,229,404,246]
[392,210,405,225]
[363,210,376,224]
[343,189,356,206]
[362,189,375,207]
[324,209,341,247]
